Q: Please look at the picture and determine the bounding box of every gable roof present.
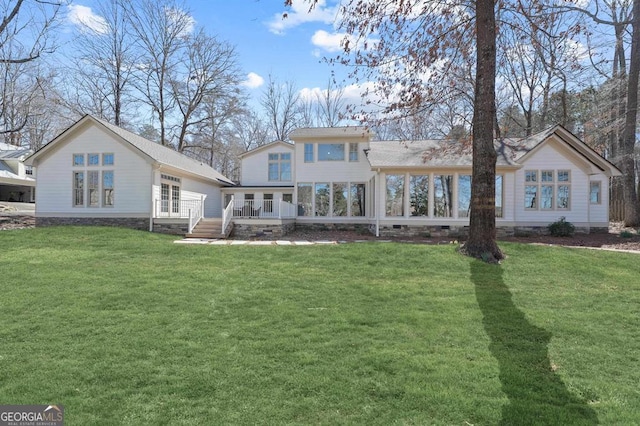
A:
[26,115,234,185]
[238,140,293,158]
[366,125,622,177]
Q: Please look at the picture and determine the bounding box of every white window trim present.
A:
[590,181,602,205]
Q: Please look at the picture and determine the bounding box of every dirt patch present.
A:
[0,215,35,231]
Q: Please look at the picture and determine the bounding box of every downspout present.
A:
[375,168,380,237]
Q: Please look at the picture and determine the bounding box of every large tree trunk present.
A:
[621,0,640,226]
[463,0,504,262]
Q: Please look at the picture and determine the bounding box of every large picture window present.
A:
[350,183,366,217]
[333,183,348,216]
[433,175,453,217]
[410,175,429,216]
[458,175,471,218]
[315,183,330,216]
[318,144,345,161]
[297,183,312,216]
[386,174,405,216]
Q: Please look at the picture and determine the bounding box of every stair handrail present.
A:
[222,195,234,236]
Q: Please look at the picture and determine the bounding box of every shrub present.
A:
[620,230,634,238]
[548,217,575,237]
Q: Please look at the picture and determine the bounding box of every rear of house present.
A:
[25,115,233,234]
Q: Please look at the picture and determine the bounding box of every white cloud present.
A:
[311,30,345,52]
[67,4,109,35]
[267,0,338,35]
[242,72,265,89]
[165,7,196,38]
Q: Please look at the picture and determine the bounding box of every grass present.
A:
[0,226,639,425]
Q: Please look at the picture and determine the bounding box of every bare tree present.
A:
[125,0,192,146]
[0,0,64,141]
[69,0,134,126]
[171,29,242,152]
[261,75,300,141]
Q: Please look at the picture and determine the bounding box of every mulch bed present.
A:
[1,213,638,252]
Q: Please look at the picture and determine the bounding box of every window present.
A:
[297,183,312,216]
[88,154,100,166]
[524,169,570,210]
[268,152,291,181]
[433,175,453,217]
[161,183,170,213]
[386,174,405,216]
[524,170,538,209]
[73,154,84,166]
[349,143,358,162]
[333,183,348,216]
[171,185,180,213]
[458,175,471,218]
[103,153,114,166]
[315,183,330,216]
[410,175,429,217]
[283,193,293,203]
[264,193,273,213]
[318,143,345,161]
[88,171,99,207]
[73,172,84,206]
[495,175,503,218]
[590,181,601,204]
[25,165,33,175]
[304,144,314,162]
[103,171,114,206]
[350,183,366,217]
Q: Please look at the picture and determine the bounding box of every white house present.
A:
[26,116,621,238]
[25,115,233,234]
[0,142,35,202]
[224,125,621,238]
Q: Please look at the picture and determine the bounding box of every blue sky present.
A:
[66,0,353,107]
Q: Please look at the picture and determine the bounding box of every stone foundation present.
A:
[36,217,148,231]
[232,221,296,239]
[295,222,372,234]
[152,220,189,235]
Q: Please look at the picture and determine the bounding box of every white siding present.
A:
[294,139,374,184]
[514,141,598,226]
[240,143,294,186]
[34,125,152,216]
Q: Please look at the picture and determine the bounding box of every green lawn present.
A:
[0,227,639,425]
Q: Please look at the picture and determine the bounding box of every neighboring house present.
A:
[0,142,35,202]
[25,115,233,234]
[26,116,621,238]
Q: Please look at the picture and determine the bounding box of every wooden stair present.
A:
[185,218,231,239]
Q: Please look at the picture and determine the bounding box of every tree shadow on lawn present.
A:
[471,261,598,425]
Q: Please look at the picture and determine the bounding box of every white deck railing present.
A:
[231,199,296,219]
[154,197,205,233]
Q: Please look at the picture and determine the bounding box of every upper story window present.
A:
[349,143,358,162]
[268,152,292,181]
[73,154,84,166]
[103,153,114,166]
[318,143,345,161]
[304,144,314,162]
[88,153,100,166]
[25,165,33,175]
